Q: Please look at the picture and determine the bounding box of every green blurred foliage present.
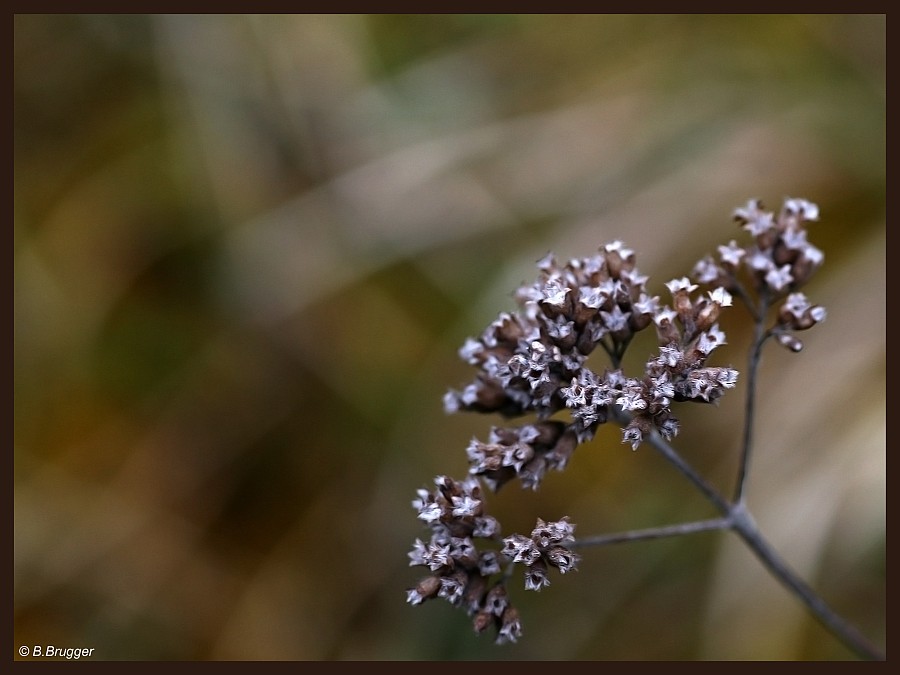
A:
[14,14,884,660]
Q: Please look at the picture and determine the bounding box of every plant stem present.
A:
[733,295,770,505]
[612,408,731,515]
[574,518,731,548]
[728,502,885,661]
[642,430,885,660]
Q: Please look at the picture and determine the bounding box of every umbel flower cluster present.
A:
[407,197,825,645]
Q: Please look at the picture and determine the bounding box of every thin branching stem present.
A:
[613,409,732,515]
[727,503,885,661]
[574,518,731,548]
[641,427,885,660]
[728,278,761,323]
[732,311,768,504]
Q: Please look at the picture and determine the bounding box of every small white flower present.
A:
[597,277,624,300]
[622,425,643,451]
[450,537,476,561]
[708,287,733,307]
[696,324,727,355]
[718,240,746,267]
[655,345,682,367]
[600,304,630,332]
[496,613,523,645]
[408,539,428,566]
[578,286,606,309]
[693,257,721,284]
[438,575,465,604]
[502,534,540,564]
[784,198,819,221]
[622,268,649,287]
[541,279,570,306]
[784,292,811,317]
[484,586,509,617]
[633,293,660,316]
[765,264,794,292]
[536,251,556,271]
[543,518,576,543]
[458,338,483,364]
[653,307,678,327]
[524,567,550,591]
[478,550,502,576]
[781,227,809,251]
[801,243,824,266]
[442,390,460,414]
[734,199,775,236]
[417,501,443,525]
[657,417,680,441]
[616,390,647,412]
[651,373,675,401]
[665,277,698,295]
[473,516,500,539]
[547,547,579,574]
[406,588,426,605]
[746,247,772,272]
[717,368,739,388]
[604,240,635,260]
[451,494,481,517]
[424,543,452,571]
[459,383,481,407]
[561,379,588,407]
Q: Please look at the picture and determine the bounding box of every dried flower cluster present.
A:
[407,474,563,644]
[407,197,825,646]
[694,197,826,351]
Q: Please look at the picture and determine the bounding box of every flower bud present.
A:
[472,611,494,634]
[415,575,441,600]
[777,333,803,353]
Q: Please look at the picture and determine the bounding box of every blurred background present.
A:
[14,14,884,660]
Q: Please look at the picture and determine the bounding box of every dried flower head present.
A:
[501,517,580,591]
[407,197,830,648]
[692,197,825,353]
[694,197,825,297]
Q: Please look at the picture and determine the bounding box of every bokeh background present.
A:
[14,14,885,660]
